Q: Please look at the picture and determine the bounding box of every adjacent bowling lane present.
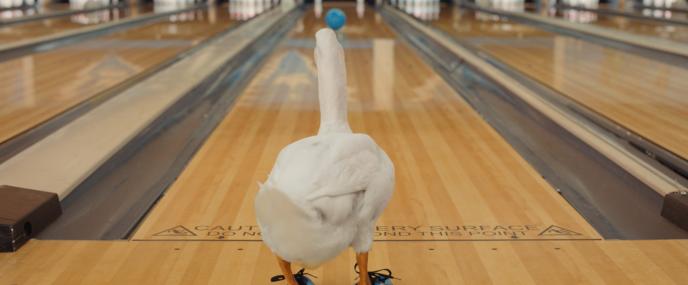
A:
[559,1,688,21]
[0,2,72,22]
[631,6,688,21]
[0,4,154,45]
[537,7,688,43]
[0,4,249,145]
[430,6,688,161]
[0,1,122,23]
[133,3,599,243]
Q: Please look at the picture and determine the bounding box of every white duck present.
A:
[255,28,395,285]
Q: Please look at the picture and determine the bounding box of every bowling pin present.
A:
[413,0,422,18]
[249,0,256,18]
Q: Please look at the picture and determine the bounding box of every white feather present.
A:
[255,28,395,268]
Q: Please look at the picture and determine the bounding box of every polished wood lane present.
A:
[433,7,688,161]
[0,5,154,45]
[0,239,687,284]
[133,5,599,242]
[0,5,238,145]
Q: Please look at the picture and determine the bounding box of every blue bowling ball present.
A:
[325,8,346,31]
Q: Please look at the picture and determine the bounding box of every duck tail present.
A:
[255,182,315,239]
[255,183,330,268]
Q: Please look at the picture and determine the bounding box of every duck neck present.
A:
[317,53,351,135]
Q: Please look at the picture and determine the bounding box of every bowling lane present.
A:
[0,4,246,145]
[0,4,154,45]
[133,3,599,242]
[430,6,688,161]
[535,7,688,43]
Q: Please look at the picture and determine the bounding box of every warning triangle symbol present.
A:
[538,225,582,236]
[153,225,197,237]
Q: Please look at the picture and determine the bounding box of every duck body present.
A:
[255,28,395,272]
[256,132,394,268]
